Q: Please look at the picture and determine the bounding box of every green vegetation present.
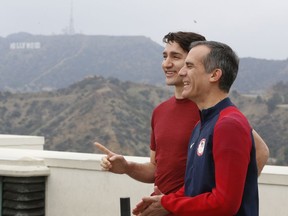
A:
[0,76,170,156]
[0,77,287,165]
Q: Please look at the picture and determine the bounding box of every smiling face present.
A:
[162,42,188,87]
[179,45,212,102]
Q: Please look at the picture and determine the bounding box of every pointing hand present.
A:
[94,142,128,174]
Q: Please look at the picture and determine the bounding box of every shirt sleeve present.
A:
[150,110,156,151]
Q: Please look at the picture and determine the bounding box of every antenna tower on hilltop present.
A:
[68,0,75,35]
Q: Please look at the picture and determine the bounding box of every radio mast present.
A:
[68,0,75,35]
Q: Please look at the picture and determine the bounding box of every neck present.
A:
[197,92,228,110]
[174,86,185,99]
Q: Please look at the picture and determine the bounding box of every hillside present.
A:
[0,76,171,156]
[1,33,288,93]
[231,81,288,165]
[0,76,287,165]
[0,33,164,92]
[233,58,288,93]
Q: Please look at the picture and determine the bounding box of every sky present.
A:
[0,0,287,60]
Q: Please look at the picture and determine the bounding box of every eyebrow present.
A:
[163,51,183,56]
[185,61,194,66]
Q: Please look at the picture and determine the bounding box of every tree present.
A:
[267,92,282,113]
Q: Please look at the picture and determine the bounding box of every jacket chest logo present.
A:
[197,138,206,156]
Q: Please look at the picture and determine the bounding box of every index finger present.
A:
[94,142,113,156]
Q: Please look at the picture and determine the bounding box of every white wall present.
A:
[0,148,287,216]
[0,134,44,150]
[258,165,288,216]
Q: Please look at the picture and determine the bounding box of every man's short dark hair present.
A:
[163,31,206,52]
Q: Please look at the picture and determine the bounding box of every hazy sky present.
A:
[1,0,287,60]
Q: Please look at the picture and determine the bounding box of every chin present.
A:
[166,80,175,86]
[181,93,189,99]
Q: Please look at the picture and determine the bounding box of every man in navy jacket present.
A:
[134,41,258,216]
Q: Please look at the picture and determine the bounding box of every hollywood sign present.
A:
[10,42,41,50]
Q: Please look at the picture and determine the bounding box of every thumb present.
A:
[108,154,121,162]
[154,186,163,195]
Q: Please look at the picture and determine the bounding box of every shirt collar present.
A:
[199,97,234,123]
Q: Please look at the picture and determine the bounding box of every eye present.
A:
[186,63,194,69]
[173,55,182,60]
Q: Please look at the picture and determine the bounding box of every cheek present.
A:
[161,62,165,70]
[175,60,185,71]
[188,76,201,92]
[188,72,196,82]
[173,66,181,73]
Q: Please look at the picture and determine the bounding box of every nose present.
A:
[162,57,173,68]
[179,66,186,77]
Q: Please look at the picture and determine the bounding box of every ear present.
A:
[209,69,222,83]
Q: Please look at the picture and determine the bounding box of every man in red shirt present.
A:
[133,41,259,216]
[95,32,269,202]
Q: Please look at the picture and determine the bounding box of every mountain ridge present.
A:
[1,33,288,165]
[1,33,288,93]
